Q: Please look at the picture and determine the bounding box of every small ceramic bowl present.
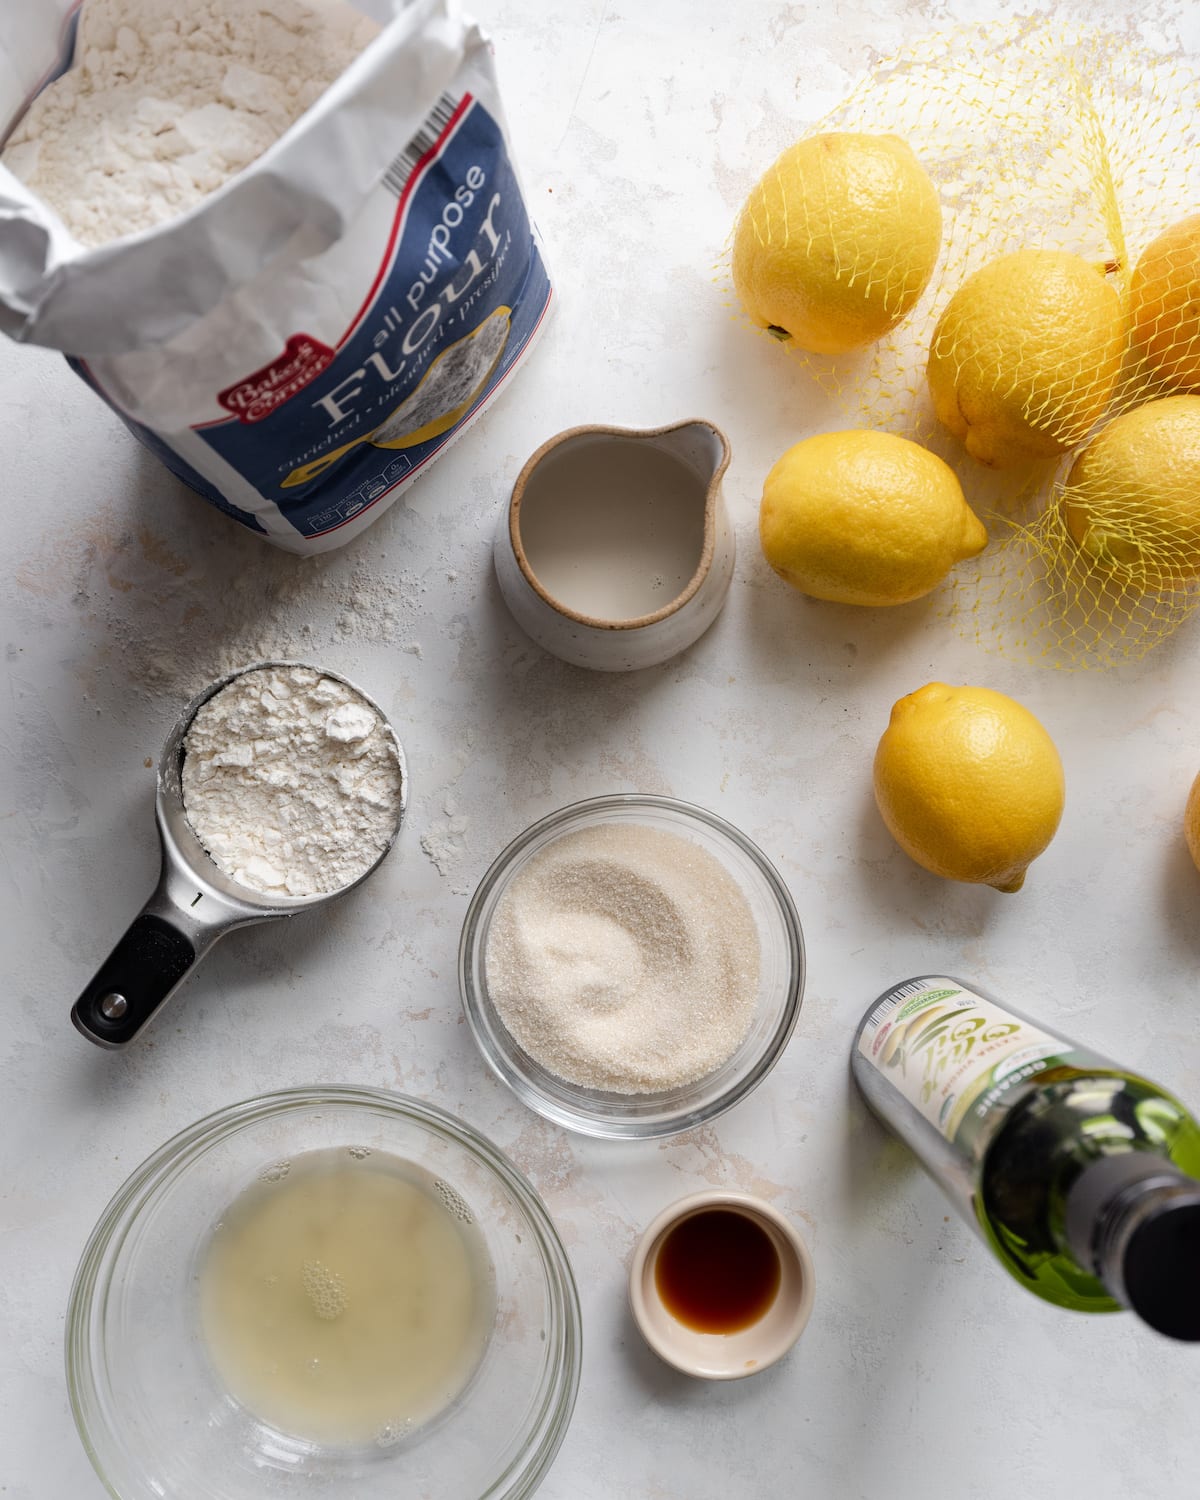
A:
[493,420,734,671]
[628,1191,815,1380]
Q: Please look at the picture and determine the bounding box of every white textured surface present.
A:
[3,2,1200,1497]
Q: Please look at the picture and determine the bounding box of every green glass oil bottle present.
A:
[852,976,1200,1339]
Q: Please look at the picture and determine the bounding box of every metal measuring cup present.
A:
[71,662,408,1050]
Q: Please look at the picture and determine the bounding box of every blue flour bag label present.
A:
[0,1,552,553]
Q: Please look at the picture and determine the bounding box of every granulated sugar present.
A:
[484,822,761,1094]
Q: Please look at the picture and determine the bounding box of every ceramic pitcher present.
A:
[493,419,735,671]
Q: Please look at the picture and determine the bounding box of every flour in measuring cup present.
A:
[1,0,378,246]
[181,665,402,898]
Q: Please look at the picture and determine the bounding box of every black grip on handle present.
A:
[71,914,196,1048]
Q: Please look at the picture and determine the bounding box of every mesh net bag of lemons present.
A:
[728,18,1200,669]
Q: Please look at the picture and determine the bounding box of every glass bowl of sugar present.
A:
[66,1087,581,1500]
[458,795,805,1139]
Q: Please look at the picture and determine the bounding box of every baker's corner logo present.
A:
[218,334,336,424]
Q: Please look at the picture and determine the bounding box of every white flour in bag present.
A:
[0,0,554,553]
[2,0,379,247]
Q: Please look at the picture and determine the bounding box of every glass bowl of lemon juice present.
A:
[67,1086,580,1500]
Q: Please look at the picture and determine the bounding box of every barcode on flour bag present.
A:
[383,92,460,197]
[0,1,553,554]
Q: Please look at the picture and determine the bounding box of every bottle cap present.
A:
[1121,1196,1200,1341]
[1067,1153,1200,1341]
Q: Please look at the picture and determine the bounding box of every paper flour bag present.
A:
[0,0,553,552]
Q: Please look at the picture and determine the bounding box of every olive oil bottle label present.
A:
[857,978,1079,1144]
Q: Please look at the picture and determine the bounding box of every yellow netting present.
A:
[725,18,1200,669]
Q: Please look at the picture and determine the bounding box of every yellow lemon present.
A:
[759,429,987,605]
[927,249,1126,468]
[1185,772,1200,874]
[1061,395,1200,584]
[732,132,942,354]
[873,683,1065,893]
[1131,214,1200,392]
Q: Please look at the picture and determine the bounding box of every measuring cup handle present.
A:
[71,910,206,1049]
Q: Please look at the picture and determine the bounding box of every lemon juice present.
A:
[198,1147,494,1445]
